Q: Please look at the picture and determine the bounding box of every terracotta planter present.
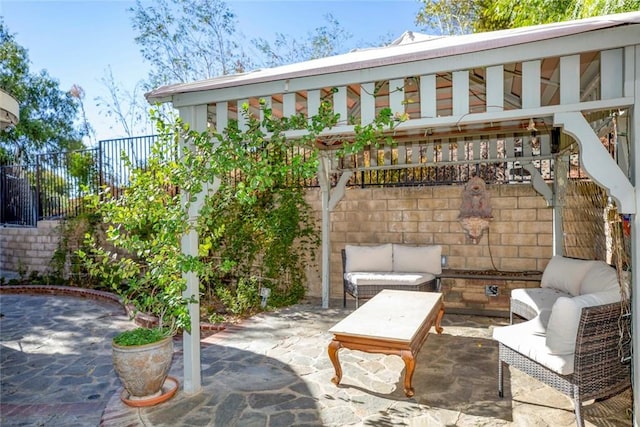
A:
[112,335,174,403]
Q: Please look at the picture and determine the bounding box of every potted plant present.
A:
[77,124,201,406]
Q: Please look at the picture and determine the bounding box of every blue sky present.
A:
[1,0,425,143]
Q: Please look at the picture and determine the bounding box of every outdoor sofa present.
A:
[341,243,442,308]
[493,256,631,426]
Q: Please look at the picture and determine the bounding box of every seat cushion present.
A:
[511,287,568,315]
[541,256,598,296]
[344,272,436,286]
[493,313,575,375]
[392,244,442,275]
[344,244,393,273]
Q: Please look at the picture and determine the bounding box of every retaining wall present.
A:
[0,220,61,276]
[1,184,556,314]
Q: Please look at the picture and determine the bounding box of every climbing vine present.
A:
[77,96,404,323]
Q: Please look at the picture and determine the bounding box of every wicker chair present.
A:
[498,301,632,427]
[341,249,439,308]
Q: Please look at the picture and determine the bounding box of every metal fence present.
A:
[1,132,592,227]
[0,135,158,227]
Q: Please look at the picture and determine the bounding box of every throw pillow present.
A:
[345,244,393,272]
[540,256,597,296]
[580,261,620,295]
[392,244,442,274]
[546,291,622,355]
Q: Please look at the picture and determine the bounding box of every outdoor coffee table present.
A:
[328,289,444,397]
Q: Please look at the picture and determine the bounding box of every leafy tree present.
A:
[128,0,249,87]
[0,20,85,164]
[415,0,479,35]
[95,65,153,138]
[415,0,640,35]
[252,13,353,67]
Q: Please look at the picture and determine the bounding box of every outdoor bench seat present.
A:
[341,243,442,308]
[494,301,631,427]
[495,255,631,426]
[509,255,623,323]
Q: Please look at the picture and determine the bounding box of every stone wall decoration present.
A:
[458,176,493,244]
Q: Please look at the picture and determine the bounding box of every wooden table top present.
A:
[329,290,443,343]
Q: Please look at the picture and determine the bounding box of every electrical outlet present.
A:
[485,285,499,297]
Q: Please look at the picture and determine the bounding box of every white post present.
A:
[630,44,639,427]
[552,154,568,256]
[178,104,210,395]
[318,154,331,308]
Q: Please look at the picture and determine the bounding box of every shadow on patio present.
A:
[103,301,633,426]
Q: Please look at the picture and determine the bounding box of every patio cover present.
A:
[146,14,639,426]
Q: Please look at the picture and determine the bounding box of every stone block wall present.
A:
[1,183,556,314]
[0,220,62,276]
[305,183,554,313]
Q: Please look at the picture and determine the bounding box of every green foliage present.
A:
[113,327,169,346]
[128,0,246,87]
[77,127,199,335]
[0,19,85,163]
[252,13,353,67]
[214,278,261,315]
[77,92,402,326]
[415,0,640,35]
[51,212,102,286]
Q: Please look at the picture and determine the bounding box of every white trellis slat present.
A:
[505,135,516,158]
[560,55,581,104]
[473,138,481,161]
[490,136,498,159]
[397,143,407,165]
[420,74,437,119]
[453,70,469,116]
[522,60,541,108]
[334,86,348,126]
[411,142,420,164]
[307,90,321,121]
[237,99,249,131]
[216,101,228,133]
[260,96,272,131]
[522,136,533,158]
[601,49,623,99]
[360,82,375,125]
[389,78,405,115]
[283,93,296,117]
[425,143,434,164]
[539,133,551,156]
[486,65,504,112]
[441,140,450,162]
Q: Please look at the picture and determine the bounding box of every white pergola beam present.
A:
[554,111,635,214]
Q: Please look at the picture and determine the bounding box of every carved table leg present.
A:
[328,340,343,385]
[400,350,416,397]
[434,304,445,334]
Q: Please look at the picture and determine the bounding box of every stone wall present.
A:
[304,183,554,313]
[0,220,61,276]
[0,184,556,314]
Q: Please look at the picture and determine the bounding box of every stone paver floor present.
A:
[0,291,634,426]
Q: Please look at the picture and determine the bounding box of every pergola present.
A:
[147,12,640,424]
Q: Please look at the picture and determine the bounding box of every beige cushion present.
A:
[392,244,442,274]
[546,291,622,355]
[345,244,393,273]
[510,287,567,316]
[541,256,597,296]
[344,272,436,286]
[493,312,575,375]
[580,261,619,295]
